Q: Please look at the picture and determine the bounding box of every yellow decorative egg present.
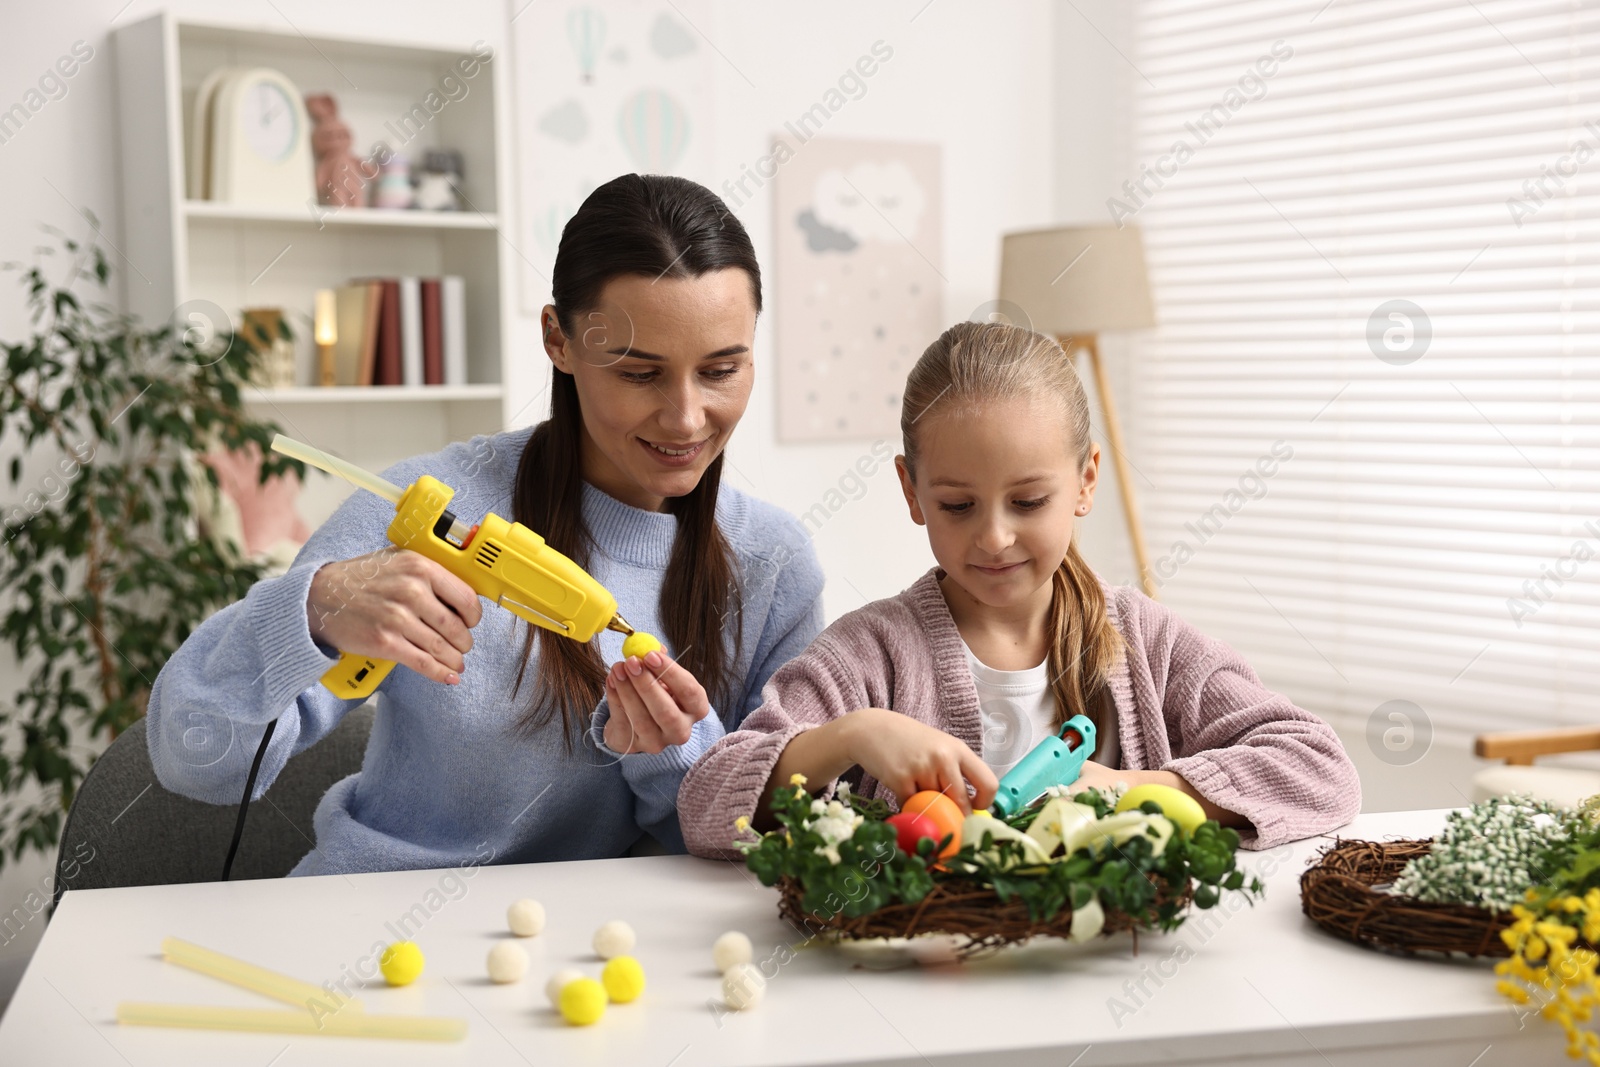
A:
[379,941,424,986]
[601,956,646,1003]
[622,632,663,660]
[1115,783,1207,834]
[559,977,608,1026]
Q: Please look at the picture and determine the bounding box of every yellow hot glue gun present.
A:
[270,434,637,699]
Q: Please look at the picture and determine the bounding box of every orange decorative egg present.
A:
[900,790,964,859]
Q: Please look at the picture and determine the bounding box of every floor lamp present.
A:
[998,225,1159,598]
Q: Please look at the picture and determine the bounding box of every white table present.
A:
[0,809,1574,1066]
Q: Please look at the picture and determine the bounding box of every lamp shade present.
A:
[998,225,1156,336]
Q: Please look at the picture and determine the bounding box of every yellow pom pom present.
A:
[559,977,608,1026]
[790,773,808,787]
[622,632,663,660]
[602,956,646,1003]
[734,816,750,832]
[379,942,425,986]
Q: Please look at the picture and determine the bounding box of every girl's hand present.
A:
[602,649,711,755]
[307,548,482,685]
[841,707,998,814]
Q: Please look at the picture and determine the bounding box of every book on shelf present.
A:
[331,282,382,386]
[398,277,423,387]
[442,275,466,387]
[322,276,467,388]
[421,279,444,386]
[373,279,403,386]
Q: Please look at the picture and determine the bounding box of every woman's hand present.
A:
[841,707,998,814]
[306,548,483,685]
[602,649,711,755]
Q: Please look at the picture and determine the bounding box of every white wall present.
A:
[500,1,1071,615]
[0,0,1095,1008]
[1048,0,1140,588]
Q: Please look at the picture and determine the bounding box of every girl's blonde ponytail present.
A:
[1048,541,1122,734]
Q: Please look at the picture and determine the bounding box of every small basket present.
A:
[1299,838,1514,958]
[777,874,1193,957]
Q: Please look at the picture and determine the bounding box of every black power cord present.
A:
[221,718,278,881]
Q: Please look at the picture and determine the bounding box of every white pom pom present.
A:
[722,962,766,1011]
[486,942,529,984]
[712,931,753,974]
[507,899,546,937]
[545,968,584,1008]
[593,919,636,960]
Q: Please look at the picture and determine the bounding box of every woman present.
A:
[146,175,824,875]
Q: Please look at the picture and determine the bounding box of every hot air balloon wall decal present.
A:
[512,1,714,313]
[617,89,690,173]
[532,201,575,255]
[566,6,607,85]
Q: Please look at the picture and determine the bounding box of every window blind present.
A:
[1124,0,1600,743]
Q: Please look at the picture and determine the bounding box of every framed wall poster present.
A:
[772,136,943,442]
[510,0,716,314]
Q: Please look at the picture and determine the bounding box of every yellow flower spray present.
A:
[1496,889,1600,1060]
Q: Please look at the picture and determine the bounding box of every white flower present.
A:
[1392,795,1579,912]
[809,809,860,864]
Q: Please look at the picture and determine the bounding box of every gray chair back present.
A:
[52,706,374,906]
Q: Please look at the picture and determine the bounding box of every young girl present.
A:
[678,321,1360,856]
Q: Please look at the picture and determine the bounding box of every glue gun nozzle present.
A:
[607,614,635,636]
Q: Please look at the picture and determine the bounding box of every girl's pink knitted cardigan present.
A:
[677,568,1361,857]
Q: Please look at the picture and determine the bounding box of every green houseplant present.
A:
[0,225,301,869]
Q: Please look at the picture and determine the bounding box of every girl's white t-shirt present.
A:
[962,639,1119,778]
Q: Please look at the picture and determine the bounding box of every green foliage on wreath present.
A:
[740,787,934,921]
[738,781,1264,931]
[1523,798,1600,911]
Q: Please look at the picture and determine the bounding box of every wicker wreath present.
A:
[777,873,1194,957]
[1299,838,1515,958]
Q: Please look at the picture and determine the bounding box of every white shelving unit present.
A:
[183,200,502,230]
[114,13,519,526]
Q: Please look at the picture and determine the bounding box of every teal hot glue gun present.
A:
[991,714,1098,818]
